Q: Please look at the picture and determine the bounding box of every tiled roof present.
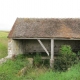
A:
[8,18,80,39]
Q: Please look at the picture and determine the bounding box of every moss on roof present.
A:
[8,18,80,39]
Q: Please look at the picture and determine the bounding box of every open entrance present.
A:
[8,39,80,68]
[54,40,80,54]
[10,39,80,57]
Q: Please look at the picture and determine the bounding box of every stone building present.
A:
[8,18,80,67]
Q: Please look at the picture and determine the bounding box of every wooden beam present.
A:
[41,57,56,59]
[51,39,54,59]
[50,39,54,68]
[13,38,51,40]
[37,39,49,56]
[13,38,80,40]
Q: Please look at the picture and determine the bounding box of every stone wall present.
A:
[8,39,23,58]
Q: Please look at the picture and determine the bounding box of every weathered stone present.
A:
[8,39,23,58]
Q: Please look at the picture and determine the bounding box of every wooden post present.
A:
[50,39,54,68]
[37,39,49,56]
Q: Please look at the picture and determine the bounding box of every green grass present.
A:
[0,31,80,80]
[36,62,80,80]
[0,55,80,80]
[0,55,27,80]
[0,55,47,80]
[0,31,8,58]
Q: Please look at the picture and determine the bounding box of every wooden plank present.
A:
[13,38,51,39]
[41,57,50,59]
[50,39,54,68]
[41,57,56,59]
[37,39,49,56]
[51,39,54,59]
[13,38,80,40]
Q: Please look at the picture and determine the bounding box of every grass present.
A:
[36,62,80,80]
[0,31,80,80]
[0,31,8,58]
[0,55,80,80]
[0,55,48,80]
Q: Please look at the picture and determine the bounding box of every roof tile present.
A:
[8,18,80,39]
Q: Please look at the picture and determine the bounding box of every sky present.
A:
[0,0,80,31]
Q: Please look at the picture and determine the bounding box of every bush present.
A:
[54,45,78,71]
[59,45,72,55]
[33,53,42,67]
[77,51,80,60]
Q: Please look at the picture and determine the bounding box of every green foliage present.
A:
[36,62,80,80]
[77,51,80,60]
[77,50,80,55]
[54,45,78,71]
[0,54,47,80]
[0,54,80,80]
[0,54,29,80]
[0,32,80,79]
[60,45,72,55]
[33,53,42,67]
[43,59,50,67]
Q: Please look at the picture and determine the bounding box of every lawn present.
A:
[0,31,8,58]
[0,31,80,80]
[0,54,80,80]
[36,62,80,80]
[0,55,48,80]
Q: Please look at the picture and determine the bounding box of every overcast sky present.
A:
[0,0,80,31]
